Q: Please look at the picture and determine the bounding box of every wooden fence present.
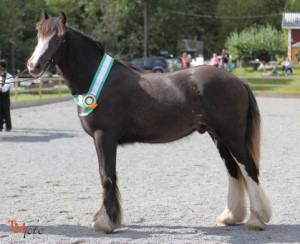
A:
[12,76,67,101]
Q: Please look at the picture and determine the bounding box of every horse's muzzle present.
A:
[27,58,44,78]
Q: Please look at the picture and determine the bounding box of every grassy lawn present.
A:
[245,79,300,95]
[233,64,300,76]
[11,89,71,101]
[233,64,300,95]
[249,81,300,94]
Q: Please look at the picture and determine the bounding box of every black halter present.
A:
[49,35,67,68]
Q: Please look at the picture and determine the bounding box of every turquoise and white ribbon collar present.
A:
[72,53,114,116]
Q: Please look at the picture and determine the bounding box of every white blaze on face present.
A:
[28,33,55,69]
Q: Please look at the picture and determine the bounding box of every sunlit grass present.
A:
[11,89,70,101]
[232,64,300,95]
[233,64,300,77]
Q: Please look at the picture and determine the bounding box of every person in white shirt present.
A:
[0,59,14,131]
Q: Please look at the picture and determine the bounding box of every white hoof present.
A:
[245,214,266,231]
[248,186,272,224]
[216,207,246,226]
[217,208,235,226]
[256,189,272,223]
[92,207,114,233]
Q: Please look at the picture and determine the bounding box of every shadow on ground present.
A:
[1,223,299,243]
[0,128,80,142]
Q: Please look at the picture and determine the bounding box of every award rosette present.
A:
[83,94,98,109]
[72,53,114,116]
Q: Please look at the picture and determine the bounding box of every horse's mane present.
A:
[116,60,146,74]
[36,17,65,39]
[36,16,105,51]
[67,26,105,51]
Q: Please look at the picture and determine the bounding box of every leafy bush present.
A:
[226,25,287,62]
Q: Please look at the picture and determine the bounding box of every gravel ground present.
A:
[0,97,300,244]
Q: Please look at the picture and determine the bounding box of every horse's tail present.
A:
[245,82,261,170]
[239,81,261,189]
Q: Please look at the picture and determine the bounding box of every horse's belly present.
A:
[146,129,197,143]
[127,113,201,144]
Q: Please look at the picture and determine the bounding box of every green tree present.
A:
[47,0,144,59]
[216,0,286,54]
[284,0,300,11]
[47,0,220,59]
[0,0,295,72]
[226,25,287,62]
[178,0,221,57]
[0,0,24,74]
[0,0,46,73]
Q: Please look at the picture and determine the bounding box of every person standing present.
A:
[0,59,13,131]
[181,52,190,68]
[210,53,220,67]
[221,49,230,71]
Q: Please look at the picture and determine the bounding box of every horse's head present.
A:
[27,10,67,78]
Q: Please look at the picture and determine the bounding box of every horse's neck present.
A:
[59,29,105,95]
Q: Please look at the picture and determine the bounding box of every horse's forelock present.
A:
[36,17,65,40]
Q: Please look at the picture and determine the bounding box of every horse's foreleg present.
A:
[210,137,247,226]
[91,130,122,233]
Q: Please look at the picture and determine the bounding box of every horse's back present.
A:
[141,65,249,103]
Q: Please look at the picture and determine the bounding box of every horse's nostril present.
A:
[35,62,41,69]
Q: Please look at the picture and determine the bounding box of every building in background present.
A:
[282,12,300,64]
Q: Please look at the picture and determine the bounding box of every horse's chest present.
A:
[79,117,95,136]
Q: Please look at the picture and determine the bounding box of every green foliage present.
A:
[0,0,296,73]
[226,25,287,62]
[216,0,286,49]
[0,0,47,73]
[284,0,300,11]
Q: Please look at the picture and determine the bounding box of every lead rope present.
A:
[2,60,53,84]
[1,68,29,84]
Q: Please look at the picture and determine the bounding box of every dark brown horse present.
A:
[27,10,271,233]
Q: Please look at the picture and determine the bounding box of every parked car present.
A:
[130,57,169,73]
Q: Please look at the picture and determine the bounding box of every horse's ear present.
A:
[60,12,67,25]
[40,9,49,20]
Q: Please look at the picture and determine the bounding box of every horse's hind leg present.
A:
[210,135,247,226]
[226,139,271,230]
[91,130,122,233]
[236,157,271,230]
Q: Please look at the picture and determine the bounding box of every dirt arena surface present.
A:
[1,97,300,243]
